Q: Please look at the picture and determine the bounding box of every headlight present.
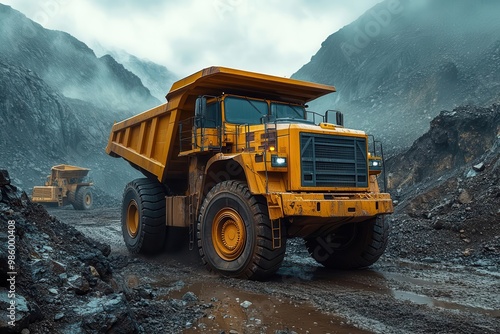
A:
[369,158,383,171]
[271,155,287,167]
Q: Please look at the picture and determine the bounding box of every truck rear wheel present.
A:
[197,181,286,280]
[72,186,93,210]
[68,190,76,204]
[121,178,167,254]
[305,216,389,269]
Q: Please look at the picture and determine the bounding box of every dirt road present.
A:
[49,207,500,334]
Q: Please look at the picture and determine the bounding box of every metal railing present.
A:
[368,135,388,193]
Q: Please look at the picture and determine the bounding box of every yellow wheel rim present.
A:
[212,208,246,261]
[85,194,91,206]
[127,200,139,237]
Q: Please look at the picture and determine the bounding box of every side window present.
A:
[204,102,219,128]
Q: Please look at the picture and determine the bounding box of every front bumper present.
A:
[267,192,393,219]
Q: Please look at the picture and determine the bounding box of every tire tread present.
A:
[121,178,167,254]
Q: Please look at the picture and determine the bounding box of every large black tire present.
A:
[72,186,93,210]
[68,190,76,204]
[305,216,389,269]
[197,181,286,280]
[121,178,167,254]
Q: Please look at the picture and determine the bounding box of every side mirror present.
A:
[335,111,344,127]
[325,109,344,126]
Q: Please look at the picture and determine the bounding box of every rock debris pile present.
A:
[0,170,203,334]
[386,105,500,267]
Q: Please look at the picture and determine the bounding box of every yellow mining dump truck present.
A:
[32,164,93,210]
[106,66,393,280]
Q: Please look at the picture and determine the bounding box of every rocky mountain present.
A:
[0,4,159,111]
[92,46,178,102]
[0,4,154,197]
[293,0,500,152]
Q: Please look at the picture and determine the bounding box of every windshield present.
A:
[271,102,306,120]
[224,96,307,125]
[224,96,268,125]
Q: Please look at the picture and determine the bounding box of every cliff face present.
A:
[0,61,79,159]
[293,0,500,151]
[0,4,151,197]
[385,104,500,264]
[0,60,140,197]
[387,104,500,192]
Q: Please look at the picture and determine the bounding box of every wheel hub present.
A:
[85,194,91,206]
[127,200,139,238]
[221,220,241,250]
[212,209,246,261]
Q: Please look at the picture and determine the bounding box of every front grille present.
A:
[300,133,368,188]
[32,187,54,199]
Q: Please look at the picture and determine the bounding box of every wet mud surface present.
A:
[49,207,500,334]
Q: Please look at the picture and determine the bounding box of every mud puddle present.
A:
[391,289,500,317]
[157,280,370,334]
[282,259,500,319]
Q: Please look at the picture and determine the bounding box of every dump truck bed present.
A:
[105,66,336,183]
[51,164,90,179]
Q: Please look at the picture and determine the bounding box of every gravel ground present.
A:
[40,206,500,334]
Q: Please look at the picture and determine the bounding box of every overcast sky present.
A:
[2,0,381,77]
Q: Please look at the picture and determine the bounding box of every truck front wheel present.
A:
[72,186,93,210]
[121,178,167,254]
[305,216,389,269]
[198,181,286,280]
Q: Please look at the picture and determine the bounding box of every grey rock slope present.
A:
[0,60,140,197]
[0,4,159,111]
[0,4,154,198]
[385,104,500,265]
[293,0,500,152]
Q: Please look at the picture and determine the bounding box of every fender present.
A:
[202,153,266,195]
[201,153,285,220]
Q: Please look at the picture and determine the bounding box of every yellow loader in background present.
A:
[32,164,93,210]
